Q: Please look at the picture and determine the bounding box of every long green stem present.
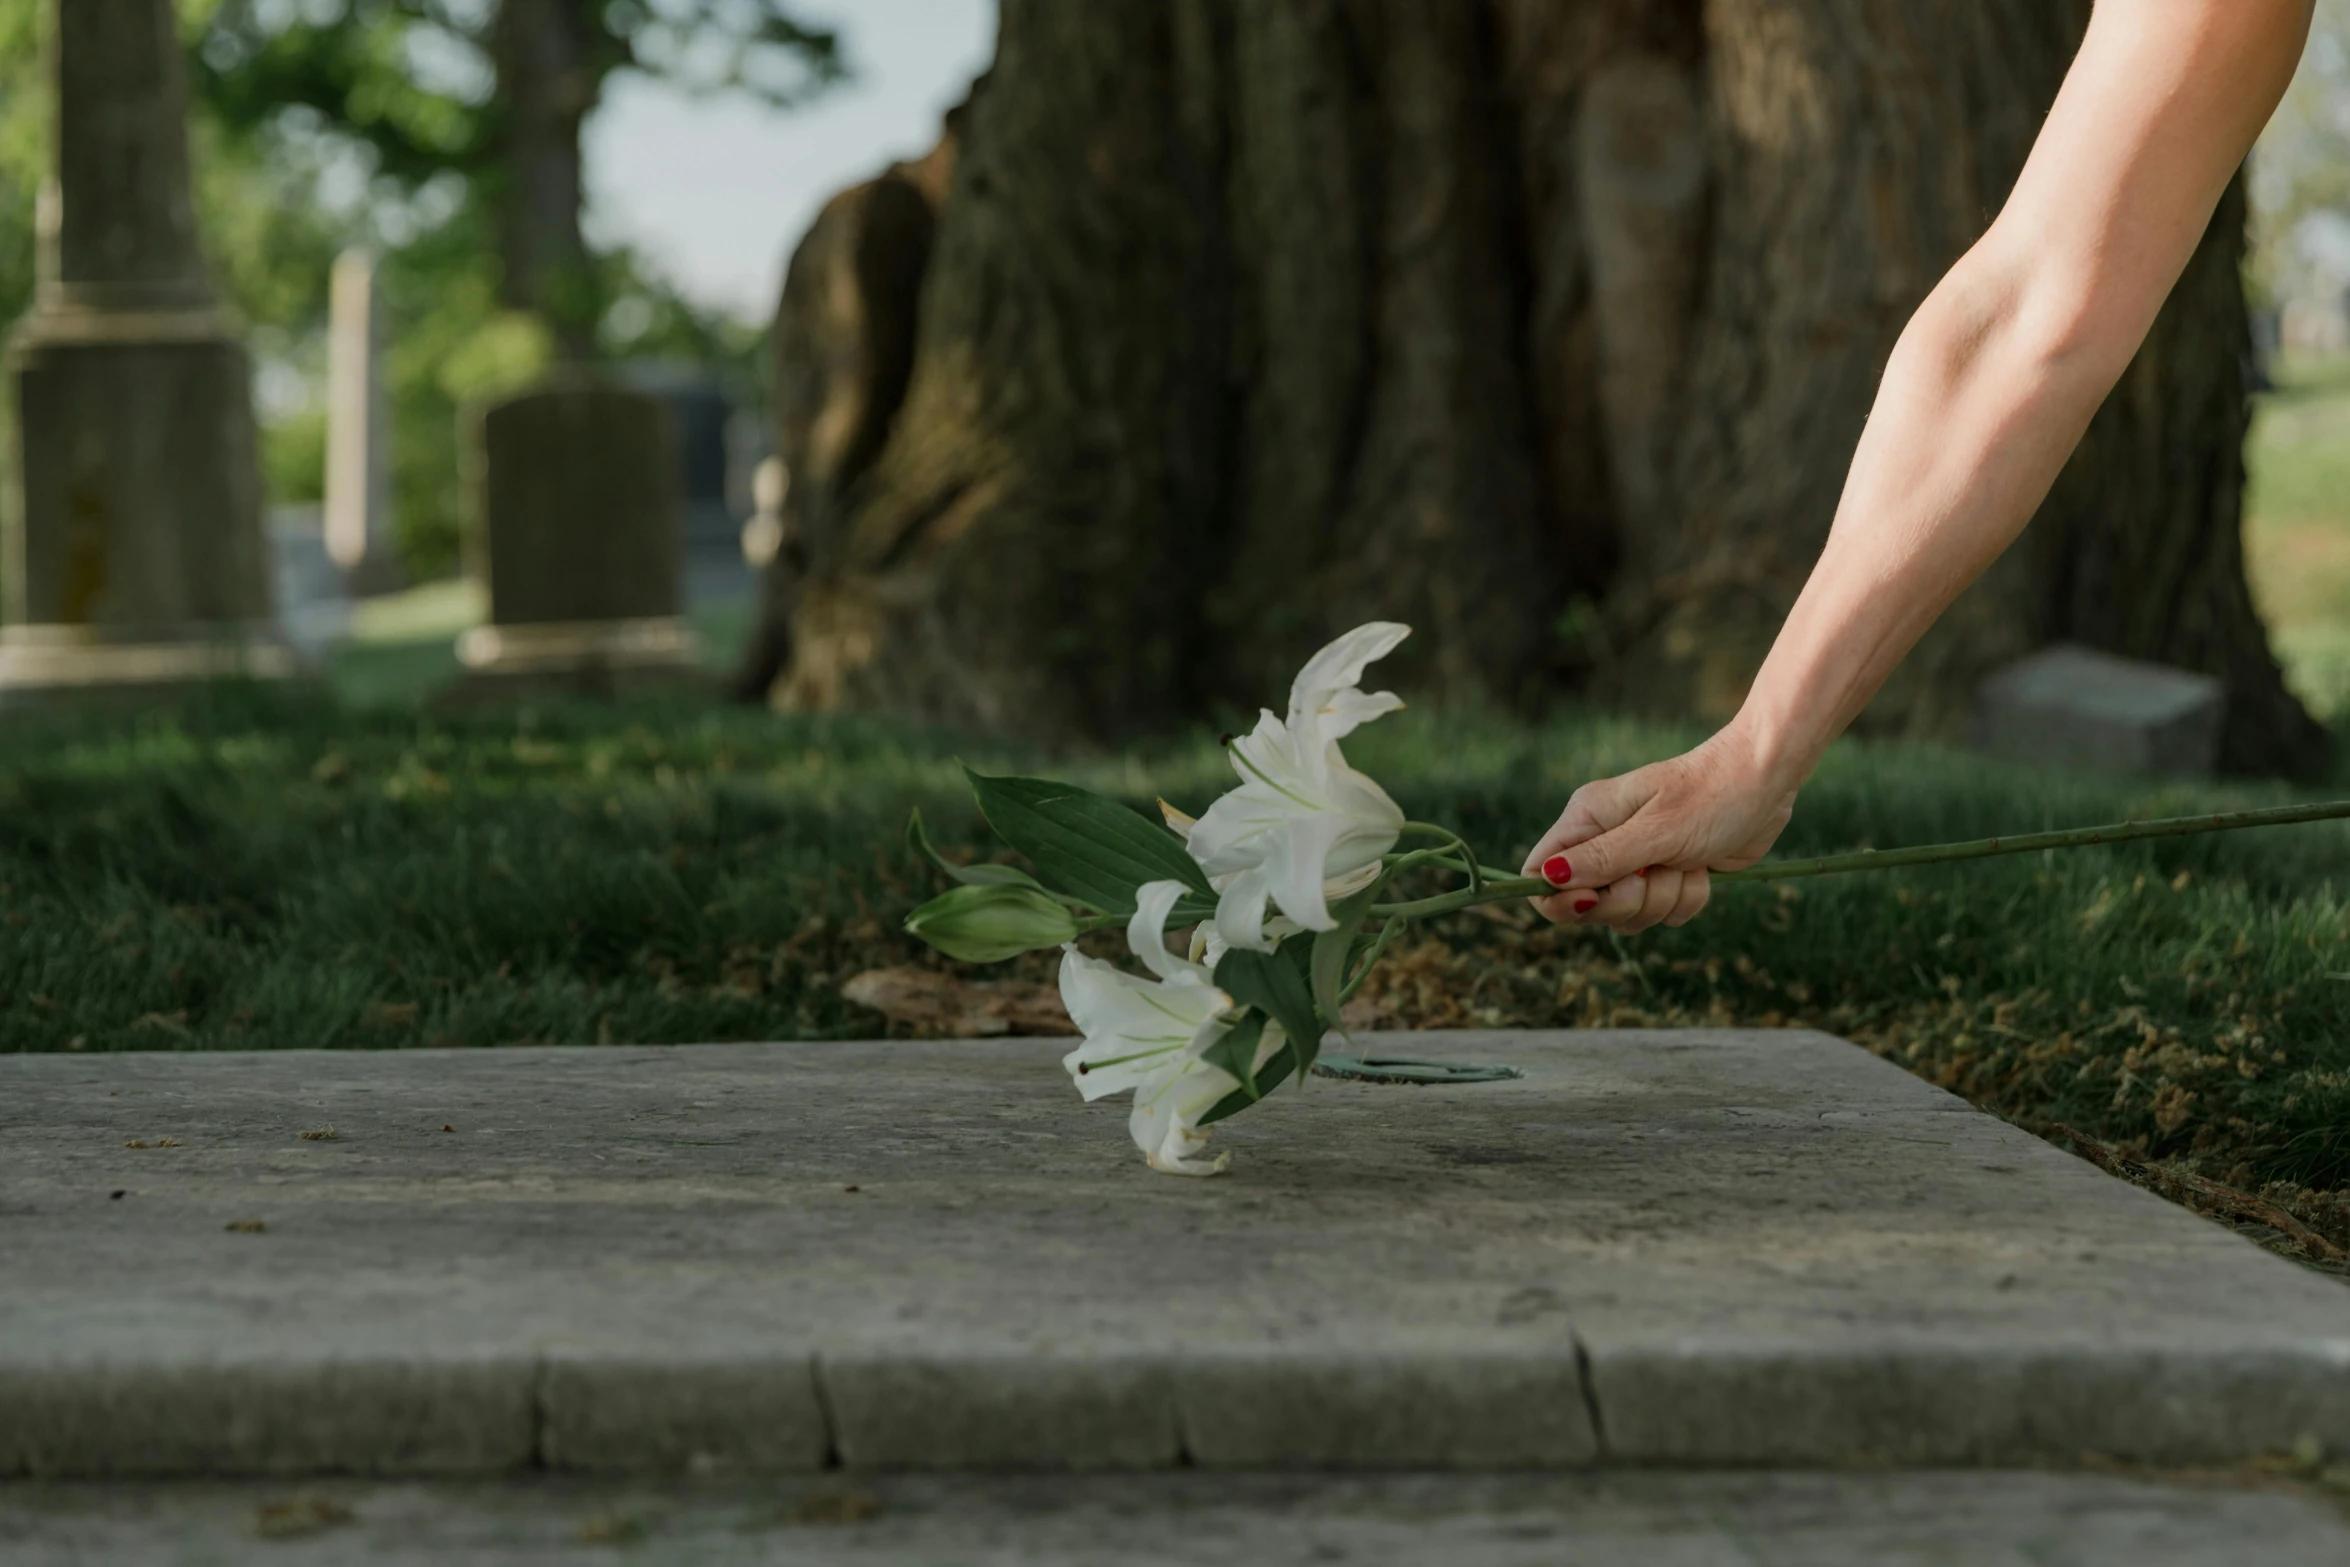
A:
[1367,799,2350,920]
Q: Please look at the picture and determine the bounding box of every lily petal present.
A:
[1130,1054,1241,1176]
[1057,947,1221,1101]
[1212,862,1275,955]
[1126,879,1197,983]
[1262,808,1351,933]
[1289,622,1410,729]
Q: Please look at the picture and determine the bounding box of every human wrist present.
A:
[1717,701,1816,801]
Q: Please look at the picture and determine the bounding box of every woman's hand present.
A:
[1520,726,1797,933]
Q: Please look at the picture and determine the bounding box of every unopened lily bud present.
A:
[904,884,1079,964]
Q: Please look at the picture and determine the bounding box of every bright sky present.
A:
[584,0,996,323]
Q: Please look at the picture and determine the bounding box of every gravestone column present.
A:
[0,0,288,700]
[324,250,399,595]
[455,376,700,694]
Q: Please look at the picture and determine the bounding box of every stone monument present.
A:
[0,0,289,700]
[1972,643,2226,779]
[455,376,700,694]
[323,250,400,595]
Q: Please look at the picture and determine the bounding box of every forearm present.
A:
[1729,253,2120,788]
[1725,0,2313,794]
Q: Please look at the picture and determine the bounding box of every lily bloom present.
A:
[1059,880,1276,1175]
[1183,623,1410,953]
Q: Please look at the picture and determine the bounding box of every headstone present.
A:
[454,376,699,693]
[1972,643,2225,778]
[0,0,289,701]
[267,505,351,663]
[323,250,399,594]
[618,362,751,608]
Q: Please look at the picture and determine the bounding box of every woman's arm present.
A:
[1525,0,2316,934]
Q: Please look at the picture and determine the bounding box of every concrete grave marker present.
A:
[1971,643,2226,779]
[456,377,699,694]
[1,0,289,701]
[323,250,400,595]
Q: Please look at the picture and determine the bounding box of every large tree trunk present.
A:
[762,0,2324,775]
[491,0,601,360]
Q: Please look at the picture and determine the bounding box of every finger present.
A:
[1663,867,1711,927]
[1620,867,1682,934]
[1548,810,1686,895]
[1529,883,1602,926]
[1522,773,1652,882]
[1576,874,1646,929]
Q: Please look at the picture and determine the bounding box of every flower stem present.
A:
[1367,799,2350,920]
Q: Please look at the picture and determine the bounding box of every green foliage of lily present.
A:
[902,883,1078,966]
[963,769,1212,918]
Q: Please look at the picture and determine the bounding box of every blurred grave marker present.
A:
[324,251,401,596]
[1,0,288,702]
[455,377,700,696]
[619,363,755,609]
[1971,644,2226,779]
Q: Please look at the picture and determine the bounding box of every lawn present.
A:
[4,676,2349,1241]
[2247,351,2350,719]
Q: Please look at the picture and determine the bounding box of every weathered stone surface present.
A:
[323,251,398,592]
[456,378,698,690]
[3,1471,2348,1564]
[6,339,273,636]
[1971,643,2227,778]
[46,0,206,308]
[0,0,287,700]
[2,1032,2346,1477]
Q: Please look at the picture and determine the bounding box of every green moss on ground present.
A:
[3,684,2348,1220]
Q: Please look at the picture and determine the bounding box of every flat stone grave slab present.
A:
[3,1031,2347,1477]
[7,1471,2350,1565]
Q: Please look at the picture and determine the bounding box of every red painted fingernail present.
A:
[1542,855,1572,886]
[1573,897,1599,914]
[1636,867,1649,878]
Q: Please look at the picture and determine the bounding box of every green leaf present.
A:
[965,768,1211,916]
[1310,876,1386,1041]
[1199,1034,1298,1126]
[1199,1011,1268,1101]
[906,809,1055,892]
[1215,941,1327,1083]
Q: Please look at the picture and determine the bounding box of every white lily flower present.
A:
[1058,880,1279,1176]
[1182,623,1410,954]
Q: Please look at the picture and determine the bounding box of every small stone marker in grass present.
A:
[1971,643,2225,778]
[455,377,700,698]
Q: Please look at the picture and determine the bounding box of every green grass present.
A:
[2248,352,2350,718]
[4,683,2349,1211]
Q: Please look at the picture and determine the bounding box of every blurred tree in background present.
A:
[0,0,841,577]
[0,3,42,337]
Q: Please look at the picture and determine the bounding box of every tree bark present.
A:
[761,0,2325,776]
[730,105,962,703]
[491,0,601,360]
